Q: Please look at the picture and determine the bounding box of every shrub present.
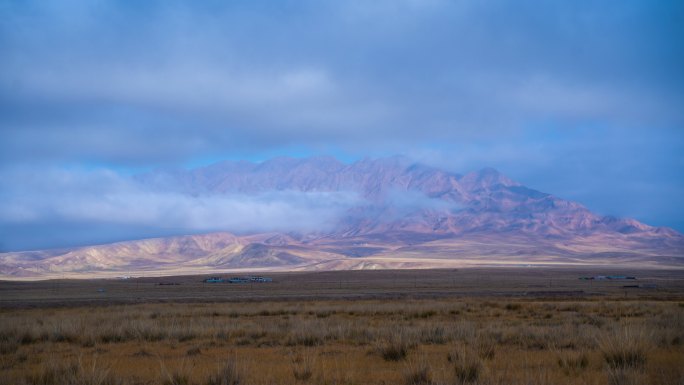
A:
[206,358,241,385]
[379,340,408,361]
[186,347,202,356]
[599,327,650,369]
[606,367,646,385]
[291,350,316,382]
[414,310,437,319]
[25,361,77,385]
[287,334,322,347]
[286,321,325,347]
[0,338,19,355]
[163,372,191,385]
[403,358,432,385]
[556,350,589,374]
[420,326,447,345]
[377,329,415,361]
[448,347,482,384]
[161,358,193,385]
[20,331,36,345]
[474,335,496,360]
[25,356,116,385]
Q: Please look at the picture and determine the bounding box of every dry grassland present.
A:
[1,269,683,384]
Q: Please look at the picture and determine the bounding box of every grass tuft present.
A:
[403,357,432,385]
[291,349,316,382]
[379,340,408,361]
[556,349,589,375]
[448,347,482,384]
[206,358,241,385]
[25,355,116,385]
[600,326,650,369]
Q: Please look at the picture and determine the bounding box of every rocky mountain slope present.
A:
[2,156,682,278]
[138,156,679,240]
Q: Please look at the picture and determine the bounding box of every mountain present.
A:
[137,156,678,239]
[2,156,683,278]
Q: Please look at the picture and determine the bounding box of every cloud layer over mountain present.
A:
[1,156,680,253]
[0,166,366,250]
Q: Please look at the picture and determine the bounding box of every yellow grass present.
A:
[1,298,683,384]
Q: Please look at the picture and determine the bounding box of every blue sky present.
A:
[0,0,683,250]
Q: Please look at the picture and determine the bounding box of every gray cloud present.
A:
[2,1,682,162]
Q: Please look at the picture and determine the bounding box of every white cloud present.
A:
[0,167,362,235]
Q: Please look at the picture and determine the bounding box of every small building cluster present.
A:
[203,276,273,283]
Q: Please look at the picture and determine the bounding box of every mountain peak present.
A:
[478,167,501,175]
[459,167,519,190]
[353,155,413,168]
[138,155,676,239]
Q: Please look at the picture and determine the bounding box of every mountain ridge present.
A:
[2,156,682,278]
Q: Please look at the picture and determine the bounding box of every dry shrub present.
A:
[0,331,19,355]
[606,367,647,385]
[206,358,241,385]
[25,355,116,385]
[412,310,437,319]
[599,326,650,369]
[451,321,476,343]
[378,339,408,361]
[132,321,167,342]
[420,325,448,345]
[163,372,192,385]
[448,346,482,384]
[344,321,376,345]
[25,360,79,385]
[186,346,202,356]
[160,358,194,385]
[98,324,134,344]
[555,349,589,375]
[376,329,414,361]
[474,334,496,360]
[291,349,316,382]
[286,320,325,347]
[403,357,432,385]
[19,330,38,345]
[132,349,153,357]
[50,321,81,343]
[287,333,322,347]
[503,325,552,350]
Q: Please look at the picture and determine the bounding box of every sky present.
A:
[1,0,683,251]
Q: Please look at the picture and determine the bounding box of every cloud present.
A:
[384,189,459,214]
[1,0,682,164]
[0,163,469,251]
[0,166,362,250]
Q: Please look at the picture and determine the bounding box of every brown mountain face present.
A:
[2,157,683,278]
